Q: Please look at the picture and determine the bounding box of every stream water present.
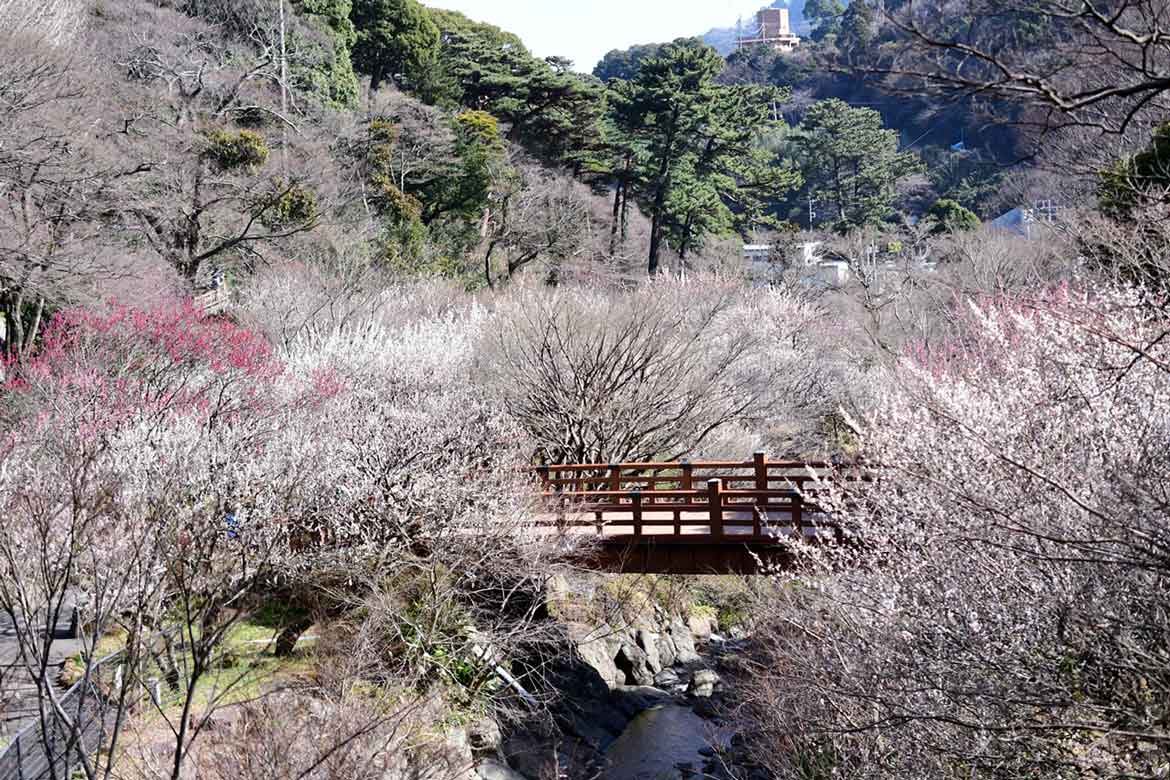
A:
[600,704,728,780]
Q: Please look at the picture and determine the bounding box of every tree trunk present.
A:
[609,180,622,255]
[274,617,313,657]
[646,113,679,275]
[648,212,664,275]
[369,65,386,94]
[483,240,498,289]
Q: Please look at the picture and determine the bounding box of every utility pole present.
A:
[279,0,288,171]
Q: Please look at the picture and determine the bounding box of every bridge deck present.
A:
[533,453,861,573]
[536,509,833,540]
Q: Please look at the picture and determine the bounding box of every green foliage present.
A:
[454,110,501,146]
[926,198,980,234]
[593,42,664,82]
[794,99,920,231]
[427,8,526,51]
[435,29,602,166]
[838,1,876,53]
[291,0,361,108]
[202,129,270,171]
[924,147,1006,218]
[804,0,846,41]
[361,117,429,268]
[605,39,800,271]
[1099,121,1170,218]
[350,0,440,91]
[262,181,319,228]
[353,108,505,278]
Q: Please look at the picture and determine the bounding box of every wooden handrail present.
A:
[532,452,861,542]
[535,459,839,472]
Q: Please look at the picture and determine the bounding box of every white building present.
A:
[736,8,801,53]
[743,240,852,287]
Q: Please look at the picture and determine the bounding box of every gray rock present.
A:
[636,629,662,673]
[467,717,503,754]
[688,613,718,641]
[477,759,531,780]
[571,624,621,687]
[611,685,671,718]
[615,641,654,686]
[688,669,721,698]
[656,631,678,668]
[669,617,701,664]
[653,668,682,688]
[708,633,726,644]
[438,727,477,780]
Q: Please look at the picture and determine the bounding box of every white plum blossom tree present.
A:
[742,284,1170,779]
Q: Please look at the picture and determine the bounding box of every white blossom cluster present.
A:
[0,0,83,47]
[747,285,1170,779]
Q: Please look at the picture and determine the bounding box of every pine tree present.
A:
[350,0,440,92]
[794,99,920,230]
[608,40,798,273]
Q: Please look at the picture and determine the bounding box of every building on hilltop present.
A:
[736,8,801,53]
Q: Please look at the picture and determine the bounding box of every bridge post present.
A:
[793,490,804,538]
[631,490,643,537]
[707,478,724,538]
[608,464,621,513]
[677,460,691,536]
[753,451,766,537]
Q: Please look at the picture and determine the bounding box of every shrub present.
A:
[485,276,839,463]
[202,129,270,171]
[262,181,319,229]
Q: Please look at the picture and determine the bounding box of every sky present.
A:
[426,1,767,74]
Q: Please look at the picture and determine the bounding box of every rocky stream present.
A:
[461,594,767,780]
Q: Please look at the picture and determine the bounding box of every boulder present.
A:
[569,624,621,688]
[669,617,701,664]
[653,668,683,689]
[656,631,678,668]
[615,641,655,686]
[636,629,662,674]
[477,759,531,780]
[688,612,718,641]
[436,727,477,780]
[688,669,721,698]
[467,717,503,755]
[540,656,628,748]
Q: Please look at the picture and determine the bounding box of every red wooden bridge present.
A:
[536,452,854,574]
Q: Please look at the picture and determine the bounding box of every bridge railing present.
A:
[535,452,855,542]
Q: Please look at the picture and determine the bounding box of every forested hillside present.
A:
[2,2,1169,780]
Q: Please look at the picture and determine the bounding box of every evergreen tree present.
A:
[608,40,797,273]
[838,1,876,54]
[803,0,846,42]
[350,0,440,92]
[926,198,980,234]
[794,98,919,230]
[437,30,602,167]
